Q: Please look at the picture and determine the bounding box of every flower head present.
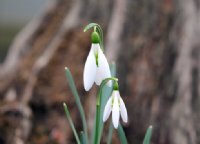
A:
[83,31,111,91]
[103,88,128,129]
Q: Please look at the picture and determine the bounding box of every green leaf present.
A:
[118,124,128,144]
[107,121,114,144]
[143,125,153,144]
[63,103,80,144]
[80,131,87,144]
[65,67,89,144]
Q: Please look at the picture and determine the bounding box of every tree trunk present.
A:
[0,0,199,143]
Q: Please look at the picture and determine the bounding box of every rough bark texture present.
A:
[0,0,200,143]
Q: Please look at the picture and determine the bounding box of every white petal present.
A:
[83,44,97,91]
[103,97,112,122]
[112,94,120,129]
[95,45,111,86]
[119,96,128,123]
[112,90,119,97]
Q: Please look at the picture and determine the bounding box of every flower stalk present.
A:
[94,77,118,144]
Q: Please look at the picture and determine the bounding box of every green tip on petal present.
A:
[91,31,100,43]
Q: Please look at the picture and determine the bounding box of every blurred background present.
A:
[0,0,199,144]
[0,0,46,62]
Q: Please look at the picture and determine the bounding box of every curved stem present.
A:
[83,23,104,51]
[94,77,118,144]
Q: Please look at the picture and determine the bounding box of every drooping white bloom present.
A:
[83,43,111,91]
[103,90,128,129]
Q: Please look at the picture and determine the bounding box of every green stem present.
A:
[94,77,118,144]
[94,104,101,144]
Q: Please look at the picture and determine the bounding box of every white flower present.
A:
[103,90,128,129]
[83,43,111,91]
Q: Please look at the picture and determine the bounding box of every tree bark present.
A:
[0,0,200,143]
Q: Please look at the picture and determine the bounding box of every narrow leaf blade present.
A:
[63,103,80,144]
[107,121,114,144]
[118,124,128,144]
[65,67,89,144]
[143,125,153,144]
[80,131,87,144]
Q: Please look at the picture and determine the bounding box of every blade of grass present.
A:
[107,121,114,144]
[118,124,128,144]
[143,125,153,144]
[80,131,86,144]
[63,103,80,144]
[65,67,89,144]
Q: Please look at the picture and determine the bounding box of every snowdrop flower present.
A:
[103,82,128,129]
[83,31,111,91]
